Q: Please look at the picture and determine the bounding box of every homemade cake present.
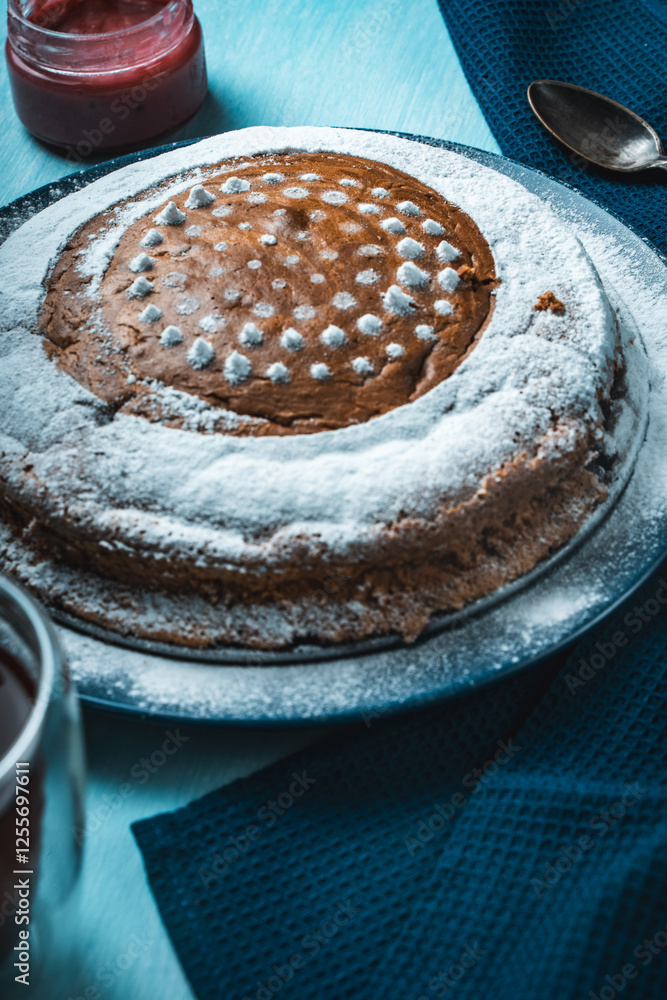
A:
[0,127,618,650]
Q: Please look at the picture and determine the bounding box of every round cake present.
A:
[0,127,618,650]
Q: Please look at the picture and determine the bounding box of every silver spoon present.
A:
[527,79,667,173]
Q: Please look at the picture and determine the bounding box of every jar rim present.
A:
[7,0,197,75]
[7,0,188,41]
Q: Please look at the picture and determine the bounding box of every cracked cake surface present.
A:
[0,127,618,650]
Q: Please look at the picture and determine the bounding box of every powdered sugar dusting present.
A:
[176,295,201,316]
[382,285,415,315]
[294,304,316,320]
[357,314,383,335]
[155,201,186,225]
[1,131,661,722]
[0,127,619,616]
[356,270,379,286]
[140,228,163,248]
[187,337,215,369]
[396,237,424,259]
[267,361,290,383]
[310,362,331,380]
[436,240,460,263]
[224,350,252,384]
[321,190,348,206]
[163,272,187,289]
[437,267,460,292]
[139,304,162,323]
[321,325,346,347]
[199,314,226,333]
[332,292,356,310]
[185,184,216,209]
[239,322,263,347]
[128,276,153,299]
[222,177,251,194]
[381,218,405,235]
[353,356,374,374]
[397,262,429,288]
[129,252,154,273]
[160,325,183,347]
[280,328,304,351]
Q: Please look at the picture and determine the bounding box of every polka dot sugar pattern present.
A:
[43,153,496,436]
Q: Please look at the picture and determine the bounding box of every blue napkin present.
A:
[132,662,561,1000]
[133,562,667,1000]
[436,0,667,259]
[133,4,667,997]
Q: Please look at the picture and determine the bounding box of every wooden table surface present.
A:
[0,2,499,996]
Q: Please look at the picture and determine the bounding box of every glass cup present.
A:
[0,574,85,992]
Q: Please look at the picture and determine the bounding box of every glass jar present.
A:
[5,0,208,155]
[0,574,85,990]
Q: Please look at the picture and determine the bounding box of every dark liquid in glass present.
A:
[0,649,37,968]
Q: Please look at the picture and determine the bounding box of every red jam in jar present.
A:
[6,0,208,155]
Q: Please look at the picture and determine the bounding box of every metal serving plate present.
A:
[1,133,665,724]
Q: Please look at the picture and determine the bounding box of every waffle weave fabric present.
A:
[436,0,667,259]
[133,563,667,1000]
[133,3,667,996]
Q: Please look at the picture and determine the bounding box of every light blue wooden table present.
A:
[0,2,499,996]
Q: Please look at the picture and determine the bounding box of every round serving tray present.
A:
[2,132,666,724]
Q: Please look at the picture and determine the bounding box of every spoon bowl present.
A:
[527,80,667,173]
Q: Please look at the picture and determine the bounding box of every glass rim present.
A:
[7,0,188,42]
[0,574,59,786]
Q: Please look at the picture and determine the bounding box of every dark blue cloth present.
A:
[133,4,667,998]
[133,563,667,1000]
[437,0,667,259]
